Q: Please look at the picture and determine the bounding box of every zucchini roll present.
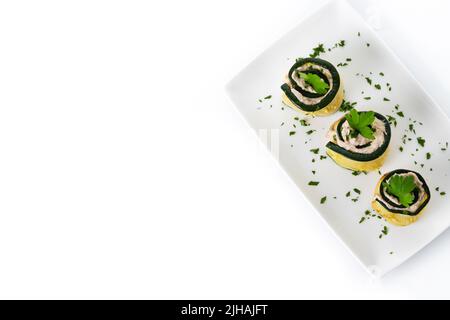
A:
[372,169,431,226]
[281,58,344,116]
[326,109,391,172]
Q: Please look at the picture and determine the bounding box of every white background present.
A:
[0,0,449,299]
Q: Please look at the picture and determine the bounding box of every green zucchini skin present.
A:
[375,169,431,216]
[281,58,340,112]
[326,112,391,162]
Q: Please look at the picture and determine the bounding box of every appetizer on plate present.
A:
[281,58,343,116]
[372,169,431,226]
[326,109,391,172]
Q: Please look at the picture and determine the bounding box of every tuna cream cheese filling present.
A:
[327,118,386,154]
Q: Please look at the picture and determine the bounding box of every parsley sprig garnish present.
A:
[345,109,376,140]
[382,175,417,207]
[299,72,329,94]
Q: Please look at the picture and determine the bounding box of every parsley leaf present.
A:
[345,109,375,140]
[299,72,329,94]
[382,175,417,207]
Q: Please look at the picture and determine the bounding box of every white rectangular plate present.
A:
[226,0,450,276]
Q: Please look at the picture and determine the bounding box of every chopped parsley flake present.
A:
[308,181,320,186]
[339,100,357,112]
[387,115,397,127]
[329,40,346,50]
[417,137,426,147]
[309,44,325,58]
[379,226,389,239]
[299,119,310,127]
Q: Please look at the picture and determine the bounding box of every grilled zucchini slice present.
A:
[371,169,431,226]
[325,112,391,172]
[281,58,343,116]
